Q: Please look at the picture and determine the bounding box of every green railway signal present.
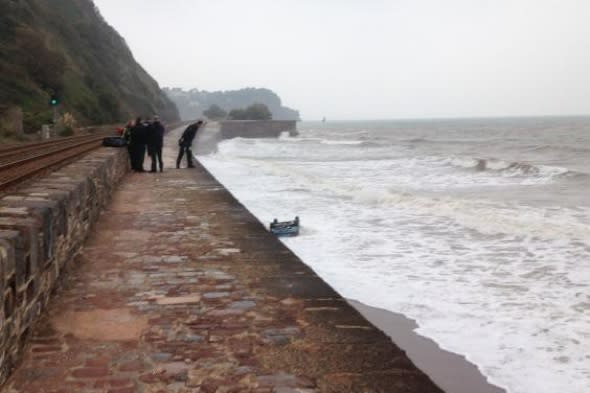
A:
[49,96,59,106]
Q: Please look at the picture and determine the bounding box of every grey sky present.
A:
[93,0,590,120]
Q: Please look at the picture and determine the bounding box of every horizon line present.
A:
[299,113,590,122]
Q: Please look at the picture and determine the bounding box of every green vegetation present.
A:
[58,126,74,137]
[203,104,227,120]
[0,129,30,145]
[227,103,273,120]
[164,87,299,121]
[0,0,179,136]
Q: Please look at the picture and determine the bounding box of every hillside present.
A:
[164,87,300,121]
[0,0,179,134]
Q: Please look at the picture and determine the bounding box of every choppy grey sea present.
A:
[198,117,590,393]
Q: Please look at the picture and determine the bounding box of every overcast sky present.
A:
[93,0,590,120]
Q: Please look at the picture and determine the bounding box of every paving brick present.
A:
[85,358,110,368]
[71,367,109,379]
[107,388,135,393]
[108,378,134,387]
[118,360,143,372]
[30,345,62,353]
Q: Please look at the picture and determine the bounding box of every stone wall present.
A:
[0,147,129,384]
[220,120,298,139]
[193,121,298,155]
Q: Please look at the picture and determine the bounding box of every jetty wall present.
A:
[220,120,298,138]
[194,120,298,155]
[0,147,128,384]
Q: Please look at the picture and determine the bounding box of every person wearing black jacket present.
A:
[129,117,148,172]
[176,120,204,169]
[122,120,134,168]
[148,116,165,172]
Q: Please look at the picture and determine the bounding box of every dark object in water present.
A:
[102,136,127,147]
[270,216,299,236]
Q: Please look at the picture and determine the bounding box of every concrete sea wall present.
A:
[0,128,445,392]
[220,120,298,138]
[194,120,298,155]
[0,147,128,385]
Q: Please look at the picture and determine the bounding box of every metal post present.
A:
[41,125,51,140]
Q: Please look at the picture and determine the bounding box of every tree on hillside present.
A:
[227,108,246,120]
[245,103,272,120]
[227,103,272,120]
[203,104,227,120]
[164,87,298,121]
[16,27,66,92]
[0,0,179,131]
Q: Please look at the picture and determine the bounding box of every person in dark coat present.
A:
[122,120,134,168]
[129,117,148,172]
[148,115,165,172]
[176,120,204,169]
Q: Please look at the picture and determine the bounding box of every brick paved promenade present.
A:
[2,128,443,393]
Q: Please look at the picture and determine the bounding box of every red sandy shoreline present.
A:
[348,299,507,393]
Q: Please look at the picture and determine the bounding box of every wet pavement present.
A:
[2,128,443,393]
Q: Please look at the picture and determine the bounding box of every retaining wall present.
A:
[0,147,129,384]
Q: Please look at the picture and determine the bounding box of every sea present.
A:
[197,117,590,393]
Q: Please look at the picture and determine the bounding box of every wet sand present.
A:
[348,299,507,393]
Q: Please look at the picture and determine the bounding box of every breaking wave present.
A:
[444,157,579,179]
[529,144,590,154]
[200,118,590,393]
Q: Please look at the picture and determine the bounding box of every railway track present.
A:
[0,133,112,191]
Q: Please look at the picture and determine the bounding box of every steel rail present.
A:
[0,134,92,152]
[0,133,109,155]
[0,136,106,165]
[0,135,108,191]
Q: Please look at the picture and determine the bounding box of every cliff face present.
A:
[0,0,179,132]
[164,87,300,121]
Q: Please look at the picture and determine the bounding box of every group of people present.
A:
[121,118,205,172]
[122,116,165,172]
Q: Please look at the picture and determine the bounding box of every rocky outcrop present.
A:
[0,0,179,132]
[164,87,299,121]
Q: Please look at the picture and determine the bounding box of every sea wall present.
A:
[220,120,298,138]
[0,147,128,384]
[1,127,445,393]
[193,120,298,155]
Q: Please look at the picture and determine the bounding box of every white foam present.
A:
[443,156,571,182]
[198,133,590,393]
[320,139,364,145]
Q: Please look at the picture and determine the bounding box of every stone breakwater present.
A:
[195,120,298,156]
[220,120,298,138]
[0,147,128,385]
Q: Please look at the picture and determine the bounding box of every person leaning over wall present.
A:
[176,120,205,169]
